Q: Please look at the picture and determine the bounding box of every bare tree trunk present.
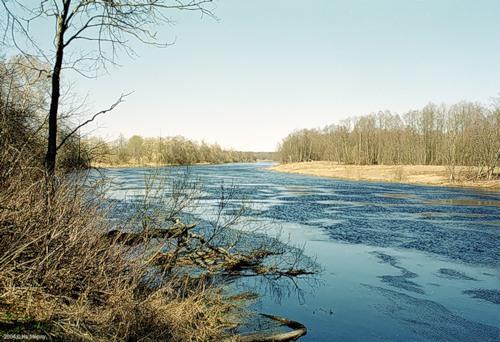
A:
[45,1,70,176]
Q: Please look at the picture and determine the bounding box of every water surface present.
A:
[102,162,500,341]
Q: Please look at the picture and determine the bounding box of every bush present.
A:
[0,163,239,340]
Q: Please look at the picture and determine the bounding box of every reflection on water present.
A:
[424,198,500,206]
[99,163,500,341]
[279,185,315,196]
[377,192,420,199]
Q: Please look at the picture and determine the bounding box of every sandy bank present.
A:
[269,162,500,191]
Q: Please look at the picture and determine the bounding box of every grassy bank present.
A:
[0,61,242,340]
[270,162,500,190]
[0,166,241,340]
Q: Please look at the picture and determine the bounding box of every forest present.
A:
[87,135,258,166]
[278,101,500,180]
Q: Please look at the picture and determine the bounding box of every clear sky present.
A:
[72,0,500,151]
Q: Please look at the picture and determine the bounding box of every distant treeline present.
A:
[278,101,500,179]
[86,135,275,166]
[0,57,273,170]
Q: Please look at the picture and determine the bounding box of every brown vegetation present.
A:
[270,162,500,190]
[0,158,312,339]
[0,58,236,340]
[0,172,239,340]
[0,2,312,339]
[0,57,315,340]
[278,101,500,182]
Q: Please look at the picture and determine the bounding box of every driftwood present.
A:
[239,314,307,342]
[103,218,314,278]
[103,219,311,341]
[104,218,196,246]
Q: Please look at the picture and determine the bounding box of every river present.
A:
[101,162,500,341]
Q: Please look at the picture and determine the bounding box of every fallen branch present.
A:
[103,218,315,279]
[239,314,307,342]
[104,218,196,246]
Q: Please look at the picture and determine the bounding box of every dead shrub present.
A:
[0,163,239,341]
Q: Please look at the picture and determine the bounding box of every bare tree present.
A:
[1,0,214,176]
[278,100,500,181]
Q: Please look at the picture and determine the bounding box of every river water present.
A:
[101,162,499,341]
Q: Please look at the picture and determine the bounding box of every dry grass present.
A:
[0,161,239,341]
[270,162,500,190]
[0,59,251,341]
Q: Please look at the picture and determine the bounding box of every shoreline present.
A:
[269,162,500,192]
[90,160,274,169]
[91,162,210,168]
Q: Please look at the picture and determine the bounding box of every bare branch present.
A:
[56,92,132,151]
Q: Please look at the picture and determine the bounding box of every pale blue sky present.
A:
[71,0,500,151]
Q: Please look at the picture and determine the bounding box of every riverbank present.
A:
[270,162,500,191]
[91,160,275,168]
[91,162,210,168]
